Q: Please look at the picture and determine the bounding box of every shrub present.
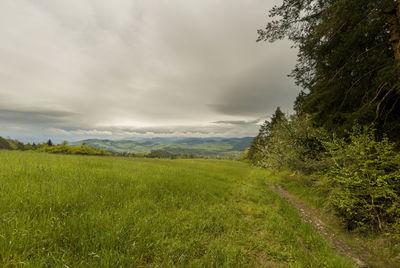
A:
[324,126,400,232]
[38,144,111,156]
[0,137,12,150]
[146,149,175,159]
[257,115,329,174]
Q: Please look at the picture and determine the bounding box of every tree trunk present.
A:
[386,1,400,61]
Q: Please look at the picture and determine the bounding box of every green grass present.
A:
[0,151,353,267]
[278,172,400,267]
[278,172,328,210]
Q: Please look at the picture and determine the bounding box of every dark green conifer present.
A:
[47,139,53,146]
[258,0,400,142]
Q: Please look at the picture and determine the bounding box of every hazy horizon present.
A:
[0,0,299,142]
[12,135,256,144]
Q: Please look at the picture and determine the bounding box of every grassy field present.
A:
[0,151,353,267]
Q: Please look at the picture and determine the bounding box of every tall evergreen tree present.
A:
[248,107,286,163]
[258,0,400,142]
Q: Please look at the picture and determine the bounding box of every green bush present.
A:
[0,137,12,150]
[256,115,329,174]
[0,137,25,150]
[38,144,111,156]
[324,126,400,232]
[146,149,175,159]
[249,111,400,234]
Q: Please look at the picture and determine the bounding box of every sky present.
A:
[0,0,299,142]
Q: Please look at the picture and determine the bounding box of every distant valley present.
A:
[70,137,253,158]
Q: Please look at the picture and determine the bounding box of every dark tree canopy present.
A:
[47,139,54,146]
[259,0,400,142]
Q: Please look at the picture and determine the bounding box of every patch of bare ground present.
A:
[256,254,286,268]
[269,184,368,268]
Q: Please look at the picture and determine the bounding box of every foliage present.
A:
[249,112,328,174]
[279,171,400,266]
[249,113,400,233]
[253,0,400,237]
[259,0,400,142]
[324,126,400,231]
[0,137,13,150]
[146,149,175,159]
[0,136,207,159]
[247,107,286,163]
[146,149,200,159]
[0,137,26,150]
[240,148,250,162]
[37,143,111,156]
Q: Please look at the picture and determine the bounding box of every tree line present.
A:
[0,137,201,159]
[247,0,400,235]
[0,137,112,156]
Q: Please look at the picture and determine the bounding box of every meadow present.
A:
[0,151,352,267]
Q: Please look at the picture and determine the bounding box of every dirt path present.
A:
[269,184,367,268]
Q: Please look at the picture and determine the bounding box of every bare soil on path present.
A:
[269,184,368,268]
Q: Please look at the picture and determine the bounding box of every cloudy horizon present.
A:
[0,0,299,142]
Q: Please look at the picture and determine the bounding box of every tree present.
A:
[247,107,286,163]
[16,141,25,151]
[324,126,400,231]
[47,139,53,146]
[258,0,400,142]
[385,1,400,61]
[0,137,12,150]
[146,149,175,159]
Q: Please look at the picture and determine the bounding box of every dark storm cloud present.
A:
[0,0,299,141]
[209,62,296,117]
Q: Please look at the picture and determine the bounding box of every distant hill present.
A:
[71,137,253,158]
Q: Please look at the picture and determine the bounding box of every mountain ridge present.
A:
[71,137,253,157]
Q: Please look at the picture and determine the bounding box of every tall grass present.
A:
[0,151,352,267]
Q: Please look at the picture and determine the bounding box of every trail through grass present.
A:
[279,172,400,267]
[0,151,353,267]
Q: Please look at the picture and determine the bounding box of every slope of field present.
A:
[70,137,253,157]
[0,151,352,267]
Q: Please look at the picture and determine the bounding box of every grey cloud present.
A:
[212,119,260,125]
[0,0,299,141]
[63,122,259,140]
[0,108,79,125]
[209,61,298,117]
[7,122,261,143]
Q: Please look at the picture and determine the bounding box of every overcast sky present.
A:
[0,0,299,142]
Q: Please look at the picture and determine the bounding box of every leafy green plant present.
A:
[37,144,111,156]
[325,126,400,232]
[255,114,329,174]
